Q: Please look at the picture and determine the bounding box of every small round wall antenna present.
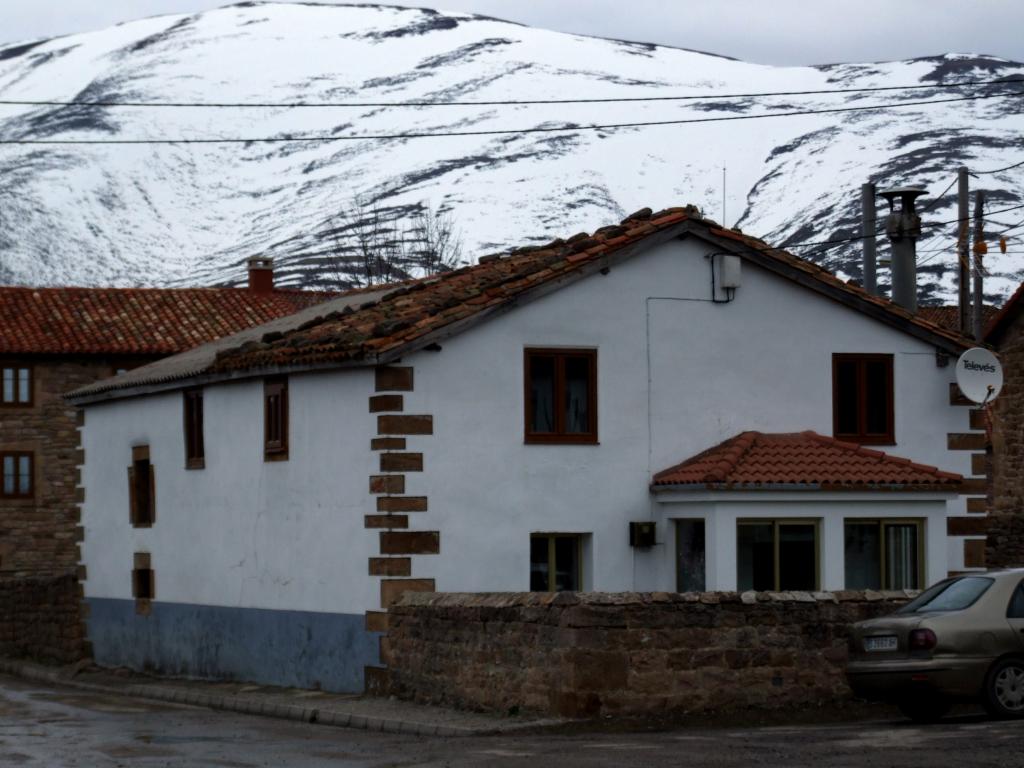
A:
[955,347,1003,404]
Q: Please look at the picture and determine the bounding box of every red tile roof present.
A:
[209,207,972,375]
[918,304,997,333]
[651,431,963,491]
[985,281,1024,343]
[0,287,337,356]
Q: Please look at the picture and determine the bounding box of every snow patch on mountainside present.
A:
[0,3,1022,303]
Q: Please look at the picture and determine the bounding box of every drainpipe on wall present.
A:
[879,187,927,313]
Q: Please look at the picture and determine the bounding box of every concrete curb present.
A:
[0,659,484,737]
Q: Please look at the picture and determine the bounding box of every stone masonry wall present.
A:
[0,357,136,577]
[990,313,1024,567]
[0,574,87,664]
[387,591,911,718]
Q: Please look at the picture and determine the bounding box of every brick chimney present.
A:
[247,256,274,293]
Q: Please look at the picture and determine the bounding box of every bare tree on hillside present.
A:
[407,202,464,276]
[323,196,464,289]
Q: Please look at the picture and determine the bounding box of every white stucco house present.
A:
[69,205,983,692]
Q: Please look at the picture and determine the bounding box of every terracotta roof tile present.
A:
[651,431,963,491]
[918,304,998,333]
[206,206,973,376]
[0,286,338,356]
[984,281,1024,342]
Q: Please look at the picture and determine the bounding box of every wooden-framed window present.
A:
[128,445,155,527]
[1,364,32,406]
[530,534,582,592]
[832,354,894,444]
[524,348,597,444]
[737,519,819,591]
[0,451,33,499]
[183,388,205,469]
[844,519,923,590]
[264,377,288,460]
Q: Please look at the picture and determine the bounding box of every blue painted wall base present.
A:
[86,598,379,693]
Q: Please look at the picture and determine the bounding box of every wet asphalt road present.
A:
[2,673,1023,767]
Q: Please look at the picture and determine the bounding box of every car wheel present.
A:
[983,658,1024,719]
[896,697,951,723]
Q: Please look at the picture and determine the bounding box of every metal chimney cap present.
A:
[878,187,928,207]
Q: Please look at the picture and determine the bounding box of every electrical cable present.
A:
[0,91,1017,146]
[1,76,1022,109]
[971,157,1024,175]
[771,202,1024,251]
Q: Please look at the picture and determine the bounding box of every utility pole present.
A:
[972,189,986,340]
[722,165,727,226]
[861,182,877,295]
[957,167,970,335]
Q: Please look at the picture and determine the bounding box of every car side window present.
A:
[1009,581,1024,619]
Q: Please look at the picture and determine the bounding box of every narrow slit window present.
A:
[0,452,33,499]
[128,446,155,527]
[676,519,706,592]
[264,377,288,459]
[183,388,205,469]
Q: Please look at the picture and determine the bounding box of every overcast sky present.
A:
[4,0,1023,65]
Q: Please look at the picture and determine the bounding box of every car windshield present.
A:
[898,576,993,613]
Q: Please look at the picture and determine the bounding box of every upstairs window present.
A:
[833,354,894,444]
[264,377,288,460]
[183,388,205,469]
[1,365,32,406]
[128,446,155,527]
[524,349,597,444]
[1,452,33,499]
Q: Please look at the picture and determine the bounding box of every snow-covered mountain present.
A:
[1,2,1022,303]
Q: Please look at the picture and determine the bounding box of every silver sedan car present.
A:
[846,569,1024,722]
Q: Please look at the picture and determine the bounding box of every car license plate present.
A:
[864,635,898,652]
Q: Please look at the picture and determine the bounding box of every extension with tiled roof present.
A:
[652,431,964,492]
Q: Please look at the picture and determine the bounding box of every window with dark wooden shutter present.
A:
[832,354,894,444]
[524,349,597,444]
[264,377,288,460]
[183,388,205,469]
[128,445,155,527]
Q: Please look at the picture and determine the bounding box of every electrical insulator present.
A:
[974,240,988,255]
[1000,236,1008,254]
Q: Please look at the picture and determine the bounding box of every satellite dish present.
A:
[955,348,1003,404]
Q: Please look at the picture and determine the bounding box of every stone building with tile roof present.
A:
[985,282,1024,569]
[68,206,986,692]
[0,260,335,579]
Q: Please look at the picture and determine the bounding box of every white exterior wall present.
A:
[81,370,379,614]
[406,237,970,593]
[81,236,972,614]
